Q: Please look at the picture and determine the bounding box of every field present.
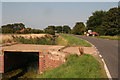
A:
[56,34,92,47]
[0,34,54,45]
[20,54,107,78]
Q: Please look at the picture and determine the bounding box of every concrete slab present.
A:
[1,44,65,53]
[62,46,97,55]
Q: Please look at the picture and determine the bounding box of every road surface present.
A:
[72,35,118,78]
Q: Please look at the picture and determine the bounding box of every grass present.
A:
[77,35,120,40]
[56,34,92,47]
[0,34,15,44]
[12,35,55,45]
[0,34,52,44]
[96,36,120,40]
[21,54,106,78]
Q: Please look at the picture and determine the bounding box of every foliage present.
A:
[24,54,106,78]
[12,35,55,45]
[1,23,25,33]
[72,22,86,35]
[87,11,106,30]
[44,26,55,35]
[1,23,44,34]
[87,7,119,36]
[96,36,120,40]
[55,26,62,33]
[30,29,44,34]
[56,34,91,47]
[102,7,119,36]
[63,25,71,33]
[2,27,15,33]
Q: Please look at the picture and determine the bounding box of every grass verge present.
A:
[56,34,92,47]
[96,36,120,40]
[20,54,106,78]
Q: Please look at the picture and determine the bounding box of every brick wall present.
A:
[0,55,4,73]
[39,52,64,73]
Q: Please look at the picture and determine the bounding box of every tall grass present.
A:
[56,34,92,47]
[41,54,106,78]
[22,54,106,78]
[0,34,15,44]
[12,35,55,45]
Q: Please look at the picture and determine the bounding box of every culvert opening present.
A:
[4,51,39,73]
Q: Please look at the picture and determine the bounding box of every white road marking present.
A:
[78,37,112,79]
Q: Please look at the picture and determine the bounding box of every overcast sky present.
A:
[2,2,118,29]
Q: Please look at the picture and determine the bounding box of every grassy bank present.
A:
[20,54,106,78]
[12,35,55,45]
[0,34,54,44]
[56,34,92,47]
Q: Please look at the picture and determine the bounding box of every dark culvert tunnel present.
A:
[3,51,39,78]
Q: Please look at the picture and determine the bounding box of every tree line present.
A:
[1,7,119,36]
[0,23,71,35]
[87,7,120,36]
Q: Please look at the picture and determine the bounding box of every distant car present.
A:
[84,32,99,36]
[91,32,99,36]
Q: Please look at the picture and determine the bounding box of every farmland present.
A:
[0,34,54,45]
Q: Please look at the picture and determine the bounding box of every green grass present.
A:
[12,35,55,45]
[96,36,120,40]
[22,54,106,78]
[56,34,92,47]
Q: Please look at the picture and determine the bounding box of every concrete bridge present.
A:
[0,44,65,74]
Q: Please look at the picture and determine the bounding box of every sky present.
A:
[1,2,118,29]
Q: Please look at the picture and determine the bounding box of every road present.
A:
[72,35,118,78]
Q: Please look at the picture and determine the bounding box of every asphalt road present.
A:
[72,35,118,78]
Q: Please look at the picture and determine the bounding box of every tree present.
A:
[102,7,119,36]
[63,25,71,33]
[13,23,25,30]
[86,7,119,36]
[55,26,62,33]
[44,26,55,35]
[72,22,86,35]
[86,11,106,31]
[2,27,15,33]
[1,23,25,33]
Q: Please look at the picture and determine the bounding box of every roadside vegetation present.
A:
[96,36,120,40]
[56,34,92,47]
[0,34,15,44]
[20,54,107,78]
[12,35,55,45]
